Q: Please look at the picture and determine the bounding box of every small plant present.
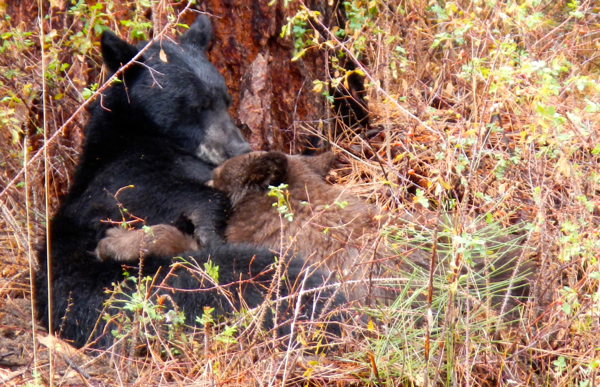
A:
[280,7,321,59]
[553,355,567,373]
[195,306,215,327]
[203,260,220,282]
[195,307,238,345]
[120,19,153,40]
[365,216,532,382]
[335,200,348,209]
[268,183,294,222]
[82,83,98,100]
[104,274,186,348]
[414,188,430,208]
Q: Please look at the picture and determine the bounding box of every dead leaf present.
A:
[498,183,506,194]
[159,49,168,63]
[37,334,80,358]
[445,81,454,97]
[556,156,571,178]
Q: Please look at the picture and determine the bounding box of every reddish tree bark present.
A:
[182,1,335,153]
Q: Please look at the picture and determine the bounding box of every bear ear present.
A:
[180,14,212,52]
[101,30,140,73]
[301,152,335,179]
[244,152,288,189]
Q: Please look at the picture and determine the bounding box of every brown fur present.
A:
[96,224,198,262]
[212,151,399,303]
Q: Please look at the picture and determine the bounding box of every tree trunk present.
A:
[184,0,337,153]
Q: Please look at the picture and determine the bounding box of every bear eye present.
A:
[192,97,211,111]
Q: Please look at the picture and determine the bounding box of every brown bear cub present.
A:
[211,151,394,289]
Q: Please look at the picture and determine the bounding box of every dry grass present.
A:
[1,0,600,386]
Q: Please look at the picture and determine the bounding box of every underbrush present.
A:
[1,0,599,386]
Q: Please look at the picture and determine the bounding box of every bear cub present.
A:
[212,151,389,280]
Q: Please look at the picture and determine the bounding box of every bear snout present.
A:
[226,137,252,158]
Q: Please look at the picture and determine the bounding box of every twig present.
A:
[424,192,442,387]
[279,265,311,386]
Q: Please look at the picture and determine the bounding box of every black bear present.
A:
[34,16,338,350]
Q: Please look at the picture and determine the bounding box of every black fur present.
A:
[34,16,339,349]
